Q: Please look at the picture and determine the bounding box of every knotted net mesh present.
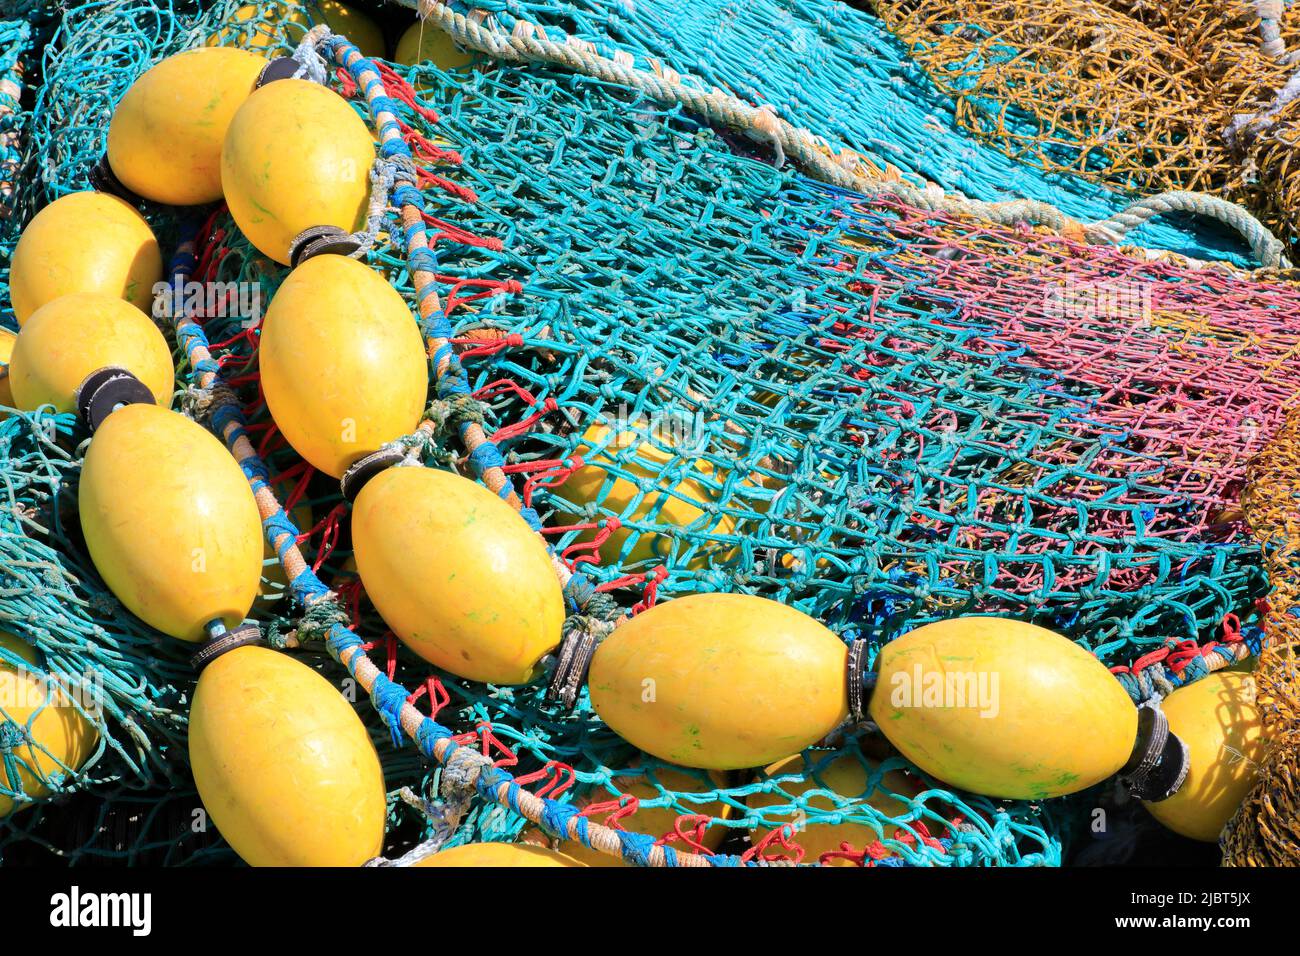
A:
[866,0,1300,256]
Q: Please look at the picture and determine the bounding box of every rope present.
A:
[397,0,1292,269]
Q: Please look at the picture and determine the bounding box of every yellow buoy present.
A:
[546,765,733,867]
[749,752,922,865]
[395,21,474,70]
[107,47,266,205]
[352,465,564,684]
[588,593,849,770]
[1143,672,1265,842]
[259,254,427,477]
[0,631,98,818]
[79,404,263,642]
[0,327,15,409]
[210,1,386,60]
[869,617,1137,800]
[221,80,375,264]
[414,843,584,867]
[551,423,736,568]
[189,644,386,866]
[9,191,161,325]
[8,293,174,413]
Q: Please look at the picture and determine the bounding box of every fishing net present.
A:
[0,0,1296,866]
[1224,404,1300,866]
[867,0,1300,257]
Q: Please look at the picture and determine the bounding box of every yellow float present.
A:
[221,79,375,264]
[551,423,736,568]
[9,191,161,325]
[395,21,474,70]
[545,765,733,866]
[210,1,386,60]
[189,644,386,866]
[259,254,427,477]
[868,617,1138,800]
[106,47,266,205]
[350,465,564,684]
[0,327,15,409]
[0,631,98,818]
[587,593,849,769]
[414,843,584,867]
[8,293,174,413]
[79,403,263,642]
[749,752,923,865]
[1142,672,1265,842]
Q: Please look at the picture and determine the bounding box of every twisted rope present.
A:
[398,0,1291,269]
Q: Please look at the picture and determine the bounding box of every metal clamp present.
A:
[289,224,361,268]
[339,447,407,502]
[75,367,155,432]
[1119,699,1190,802]
[546,625,601,712]
[190,622,263,672]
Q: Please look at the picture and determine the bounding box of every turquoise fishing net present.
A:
[1,0,1288,865]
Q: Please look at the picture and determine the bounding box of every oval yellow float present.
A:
[869,617,1136,800]
[210,1,386,60]
[588,593,848,770]
[352,465,564,684]
[189,644,386,866]
[8,293,174,413]
[79,404,263,642]
[1143,672,1264,842]
[0,327,15,409]
[552,765,732,867]
[551,423,736,568]
[259,254,427,477]
[415,843,584,867]
[395,21,474,70]
[221,80,375,264]
[107,47,265,205]
[0,632,98,818]
[9,191,161,325]
[749,752,922,865]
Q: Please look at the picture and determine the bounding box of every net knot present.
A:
[294,597,351,645]
[291,24,332,84]
[426,392,488,441]
[181,382,240,427]
[0,719,27,752]
[440,744,495,800]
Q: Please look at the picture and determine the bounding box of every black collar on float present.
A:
[339,446,408,501]
[255,56,302,89]
[74,366,155,433]
[546,625,602,711]
[847,637,876,722]
[190,622,263,672]
[289,225,362,268]
[87,157,144,208]
[1119,699,1190,802]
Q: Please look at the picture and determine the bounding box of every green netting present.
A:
[0,0,1287,866]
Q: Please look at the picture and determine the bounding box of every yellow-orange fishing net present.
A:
[1224,405,1300,866]
[868,0,1300,248]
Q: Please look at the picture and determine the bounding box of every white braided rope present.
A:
[396,0,1292,270]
